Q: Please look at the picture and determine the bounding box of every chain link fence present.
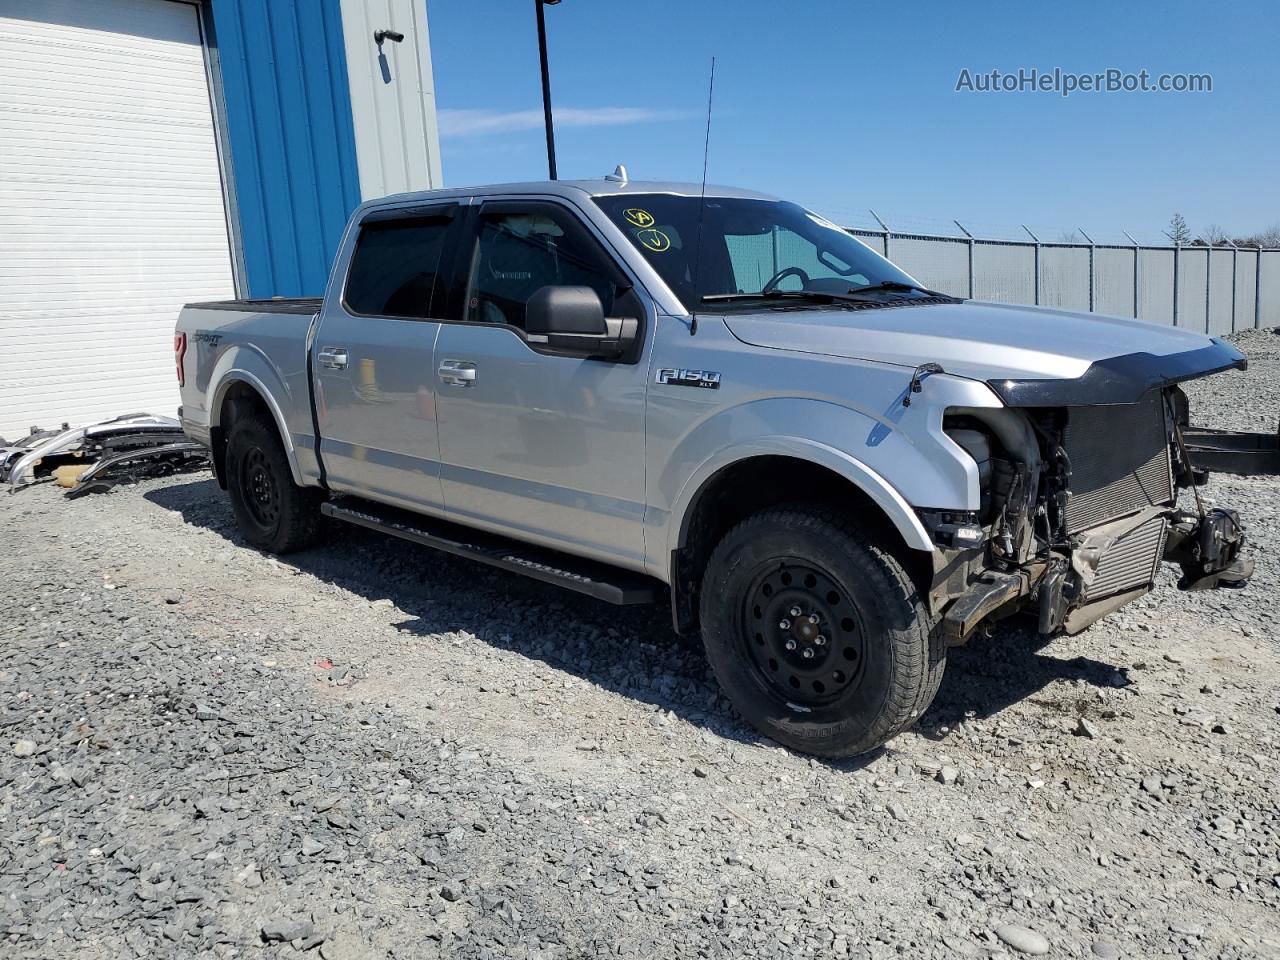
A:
[847,226,1280,333]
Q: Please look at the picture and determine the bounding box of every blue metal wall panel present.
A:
[207,0,361,297]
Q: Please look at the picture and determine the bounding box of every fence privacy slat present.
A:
[847,227,1278,328]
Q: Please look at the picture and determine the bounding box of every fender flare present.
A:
[668,435,935,559]
[209,367,304,486]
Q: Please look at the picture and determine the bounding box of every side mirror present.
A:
[525,285,638,361]
[526,285,606,336]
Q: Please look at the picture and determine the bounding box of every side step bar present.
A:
[320,497,659,605]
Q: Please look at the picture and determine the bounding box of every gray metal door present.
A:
[433,201,649,568]
[313,204,457,510]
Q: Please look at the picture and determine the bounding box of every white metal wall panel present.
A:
[0,0,235,438]
[1094,247,1136,319]
[1177,249,1209,333]
[1137,249,1175,325]
[340,0,444,199]
[972,242,1035,304]
[1208,249,1234,335]
[1235,250,1258,330]
[890,237,969,298]
[1039,246,1090,312]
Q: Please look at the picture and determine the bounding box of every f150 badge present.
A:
[656,368,721,389]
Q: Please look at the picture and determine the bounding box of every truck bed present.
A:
[183,297,323,315]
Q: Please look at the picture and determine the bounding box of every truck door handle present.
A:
[438,359,477,386]
[317,346,349,370]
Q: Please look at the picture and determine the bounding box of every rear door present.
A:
[433,199,651,569]
[312,203,459,510]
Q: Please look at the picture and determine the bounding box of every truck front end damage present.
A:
[921,341,1255,644]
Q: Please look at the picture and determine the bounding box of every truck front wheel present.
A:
[699,505,944,758]
[225,416,323,554]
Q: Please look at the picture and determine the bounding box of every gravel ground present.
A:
[3,330,1279,960]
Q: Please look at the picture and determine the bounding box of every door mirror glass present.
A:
[525,285,606,336]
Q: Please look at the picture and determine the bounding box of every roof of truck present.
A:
[367,178,780,208]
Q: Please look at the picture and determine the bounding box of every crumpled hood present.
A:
[721,299,1244,404]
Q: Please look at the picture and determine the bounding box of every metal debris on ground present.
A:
[1,413,208,495]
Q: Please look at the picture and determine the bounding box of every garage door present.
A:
[0,0,235,440]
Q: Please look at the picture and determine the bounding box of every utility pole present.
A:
[535,0,559,180]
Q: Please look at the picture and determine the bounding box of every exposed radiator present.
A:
[1085,514,1169,600]
[1062,392,1174,533]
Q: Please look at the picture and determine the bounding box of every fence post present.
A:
[1123,230,1141,319]
[955,220,975,300]
[1022,225,1041,305]
[1172,242,1180,327]
[1079,228,1096,312]
[1256,247,1264,328]
[869,209,891,260]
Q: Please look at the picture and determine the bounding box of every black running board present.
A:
[320,497,659,605]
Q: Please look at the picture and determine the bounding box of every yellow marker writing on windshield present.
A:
[623,208,655,228]
[636,228,671,252]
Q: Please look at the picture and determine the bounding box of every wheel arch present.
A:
[667,442,935,635]
[209,372,303,488]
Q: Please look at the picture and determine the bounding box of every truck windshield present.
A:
[593,193,923,312]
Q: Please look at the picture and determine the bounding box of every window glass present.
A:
[594,194,913,311]
[465,209,617,328]
[345,216,451,318]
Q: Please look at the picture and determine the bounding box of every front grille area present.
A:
[1085,514,1169,600]
[1062,392,1174,533]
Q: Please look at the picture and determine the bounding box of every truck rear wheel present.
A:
[225,416,323,554]
[699,504,943,758]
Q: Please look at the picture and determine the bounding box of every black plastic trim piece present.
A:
[185,298,323,314]
[987,339,1247,407]
[320,497,659,605]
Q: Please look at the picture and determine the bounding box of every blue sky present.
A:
[428,0,1278,243]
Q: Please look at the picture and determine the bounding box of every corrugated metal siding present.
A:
[0,0,236,437]
[339,0,444,199]
[208,0,362,297]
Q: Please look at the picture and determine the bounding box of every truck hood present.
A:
[720,299,1247,406]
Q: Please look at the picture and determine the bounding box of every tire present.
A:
[225,416,323,554]
[699,504,944,758]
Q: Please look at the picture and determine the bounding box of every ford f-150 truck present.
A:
[176,176,1253,757]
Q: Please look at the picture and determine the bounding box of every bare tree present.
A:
[1237,224,1280,248]
[1057,230,1081,244]
[1201,224,1230,247]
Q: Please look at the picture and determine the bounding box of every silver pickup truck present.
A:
[176,176,1253,757]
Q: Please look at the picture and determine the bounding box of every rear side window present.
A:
[344,214,451,318]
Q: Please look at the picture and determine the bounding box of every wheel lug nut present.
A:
[789,605,802,618]
[784,638,797,651]
[808,614,821,625]
[779,619,791,630]
[815,635,827,646]
[801,648,815,659]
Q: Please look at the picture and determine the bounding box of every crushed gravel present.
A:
[2,330,1279,959]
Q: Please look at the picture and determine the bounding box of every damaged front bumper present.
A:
[933,502,1253,645]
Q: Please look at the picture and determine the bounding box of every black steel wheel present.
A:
[699,504,944,758]
[742,561,867,707]
[225,415,323,554]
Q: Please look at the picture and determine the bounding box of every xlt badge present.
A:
[656,368,721,389]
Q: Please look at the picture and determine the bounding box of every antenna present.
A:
[689,56,716,336]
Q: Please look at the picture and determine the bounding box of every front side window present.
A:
[344,214,452,318]
[465,207,620,329]
[593,194,919,312]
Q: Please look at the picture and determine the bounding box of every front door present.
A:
[313,203,458,510]
[434,200,650,568]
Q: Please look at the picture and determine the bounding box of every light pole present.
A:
[535,0,559,180]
